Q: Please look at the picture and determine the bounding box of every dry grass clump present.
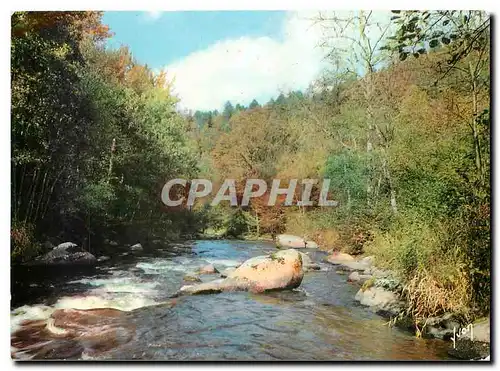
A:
[404,268,472,321]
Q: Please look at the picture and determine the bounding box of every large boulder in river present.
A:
[276,234,318,249]
[37,242,96,266]
[219,267,237,278]
[178,249,304,295]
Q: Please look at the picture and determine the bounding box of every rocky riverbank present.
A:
[322,248,491,361]
[12,236,490,361]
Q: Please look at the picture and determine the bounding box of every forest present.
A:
[11,10,490,326]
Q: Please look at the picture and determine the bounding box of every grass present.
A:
[364,214,473,321]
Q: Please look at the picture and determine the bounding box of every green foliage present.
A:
[225,208,248,238]
[11,11,199,257]
[387,10,490,66]
[11,221,39,263]
[324,150,371,207]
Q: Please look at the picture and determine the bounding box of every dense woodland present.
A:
[11,11,490,324]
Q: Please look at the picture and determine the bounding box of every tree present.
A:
[316,10,397,213]
[223,101,235,119]
[388,10,490,188]
[249,99,260,109]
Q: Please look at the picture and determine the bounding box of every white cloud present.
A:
[165,11,329,111]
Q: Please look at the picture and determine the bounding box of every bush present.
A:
[11,221,40,263]
[225,208,248,238]
[365,213,474,320]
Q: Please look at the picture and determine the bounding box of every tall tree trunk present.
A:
[469,61,484,187]
[107,138,116,183]
[364,72,375,208]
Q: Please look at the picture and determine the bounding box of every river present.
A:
[11,239,452,361]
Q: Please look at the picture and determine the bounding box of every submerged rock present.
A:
[36,242,96,266]
[177,249,304,295]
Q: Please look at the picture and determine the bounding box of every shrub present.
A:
[365,213,474,320]
[11,221,40,263]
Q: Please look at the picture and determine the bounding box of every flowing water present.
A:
[11,240,452,361]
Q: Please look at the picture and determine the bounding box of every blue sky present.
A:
[101,11,390,112]
[101,10,329,111]
[102,11,286,70]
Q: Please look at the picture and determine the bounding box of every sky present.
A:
[102,11,330,111]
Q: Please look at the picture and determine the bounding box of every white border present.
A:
[2,1,498,370]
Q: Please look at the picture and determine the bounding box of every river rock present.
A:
[326,252,373,272]
[348,271,372,283]
[361,256,375,265]
[354,286,404,317]
[422,313,461,340]
[305,240,318,248]
[299,252,321,272]
[97,256,111,263]
[448,339,490,360]
[276,234,318,249]
[53,242,80,253]
[472,316,490,343]
[326,251,355,264]
[37,242,96,266]
[220,267,236,278]
[183,274,202,283]
[42,241,54,252]
[198,264,219,274]
[130,243,143,252]
[178,249,304,295]
[368,267,391,278]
